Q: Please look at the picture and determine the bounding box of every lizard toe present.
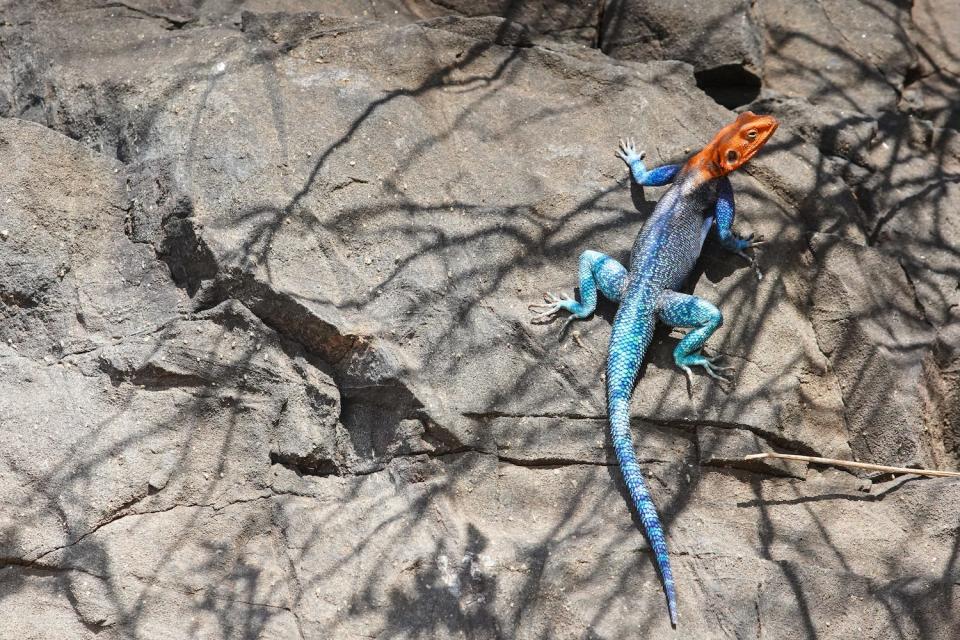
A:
[681,366,695,397]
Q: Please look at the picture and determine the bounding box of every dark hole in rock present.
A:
[694,64,762,109]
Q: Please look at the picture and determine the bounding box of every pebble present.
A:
[0,229,8,240]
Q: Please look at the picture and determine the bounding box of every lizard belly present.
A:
[629,175,717,291]
[699,215,714,251]
[661,211,710,290]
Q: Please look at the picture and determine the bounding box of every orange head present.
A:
[685,111,778,179]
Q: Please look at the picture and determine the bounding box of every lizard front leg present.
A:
[714,176,763,276]
[655,290,733,391]
[616,138,681,186]
[529,250,626,334]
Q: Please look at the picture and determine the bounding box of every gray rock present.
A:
[808,234,937,468]
[756,0,917,115]
[412,0,601,45]
[912,0,960,77]
[858,118,960,336]
[746,93,878,166]
[906,0,960,130]
[600,0,764,107]
[0,4,958,639]
[697,425,807,478]
[0,119,185,359]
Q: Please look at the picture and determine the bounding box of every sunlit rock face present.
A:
[0,2,957,638]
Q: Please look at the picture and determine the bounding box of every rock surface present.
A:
[0,2,958,639]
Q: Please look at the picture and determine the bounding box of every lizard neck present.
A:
[681,152,725,186]
[676,161,721,198]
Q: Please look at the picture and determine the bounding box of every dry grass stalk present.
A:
[742,452,960,479]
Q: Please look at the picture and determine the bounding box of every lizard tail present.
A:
[607,314,678,626]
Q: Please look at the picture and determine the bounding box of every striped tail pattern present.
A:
[607,307,678,626]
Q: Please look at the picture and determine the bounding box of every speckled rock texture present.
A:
[0,1,957,638]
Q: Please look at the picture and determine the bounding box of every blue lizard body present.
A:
[530,112,778,626]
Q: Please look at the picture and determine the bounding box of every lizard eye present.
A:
[726,149,739,164]
[747,129,758,140]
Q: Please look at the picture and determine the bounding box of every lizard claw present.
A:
[682,366,695,398]
[529,291,587,339]
[528,292,571,324]
[704,353,732,366]
[734,233,764,280]
[743,232,765,249]
[732,232,764,251]
[736,250,763,280]
[697,360,735,384]
[616,137,645,165]
[680,355,735,394]
[559,314,579,336]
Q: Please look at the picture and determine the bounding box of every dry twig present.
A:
[742,452,960,479]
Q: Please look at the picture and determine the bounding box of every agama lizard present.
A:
[530,112,778,626]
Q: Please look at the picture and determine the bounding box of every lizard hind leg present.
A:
[655,290,734,389]
[529,250,626,334]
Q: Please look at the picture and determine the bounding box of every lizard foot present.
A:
[528,292,584,337]
[734,233,764,281]
[528,292,573,323]
[616,138,645,166]
[679,355,735,396]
